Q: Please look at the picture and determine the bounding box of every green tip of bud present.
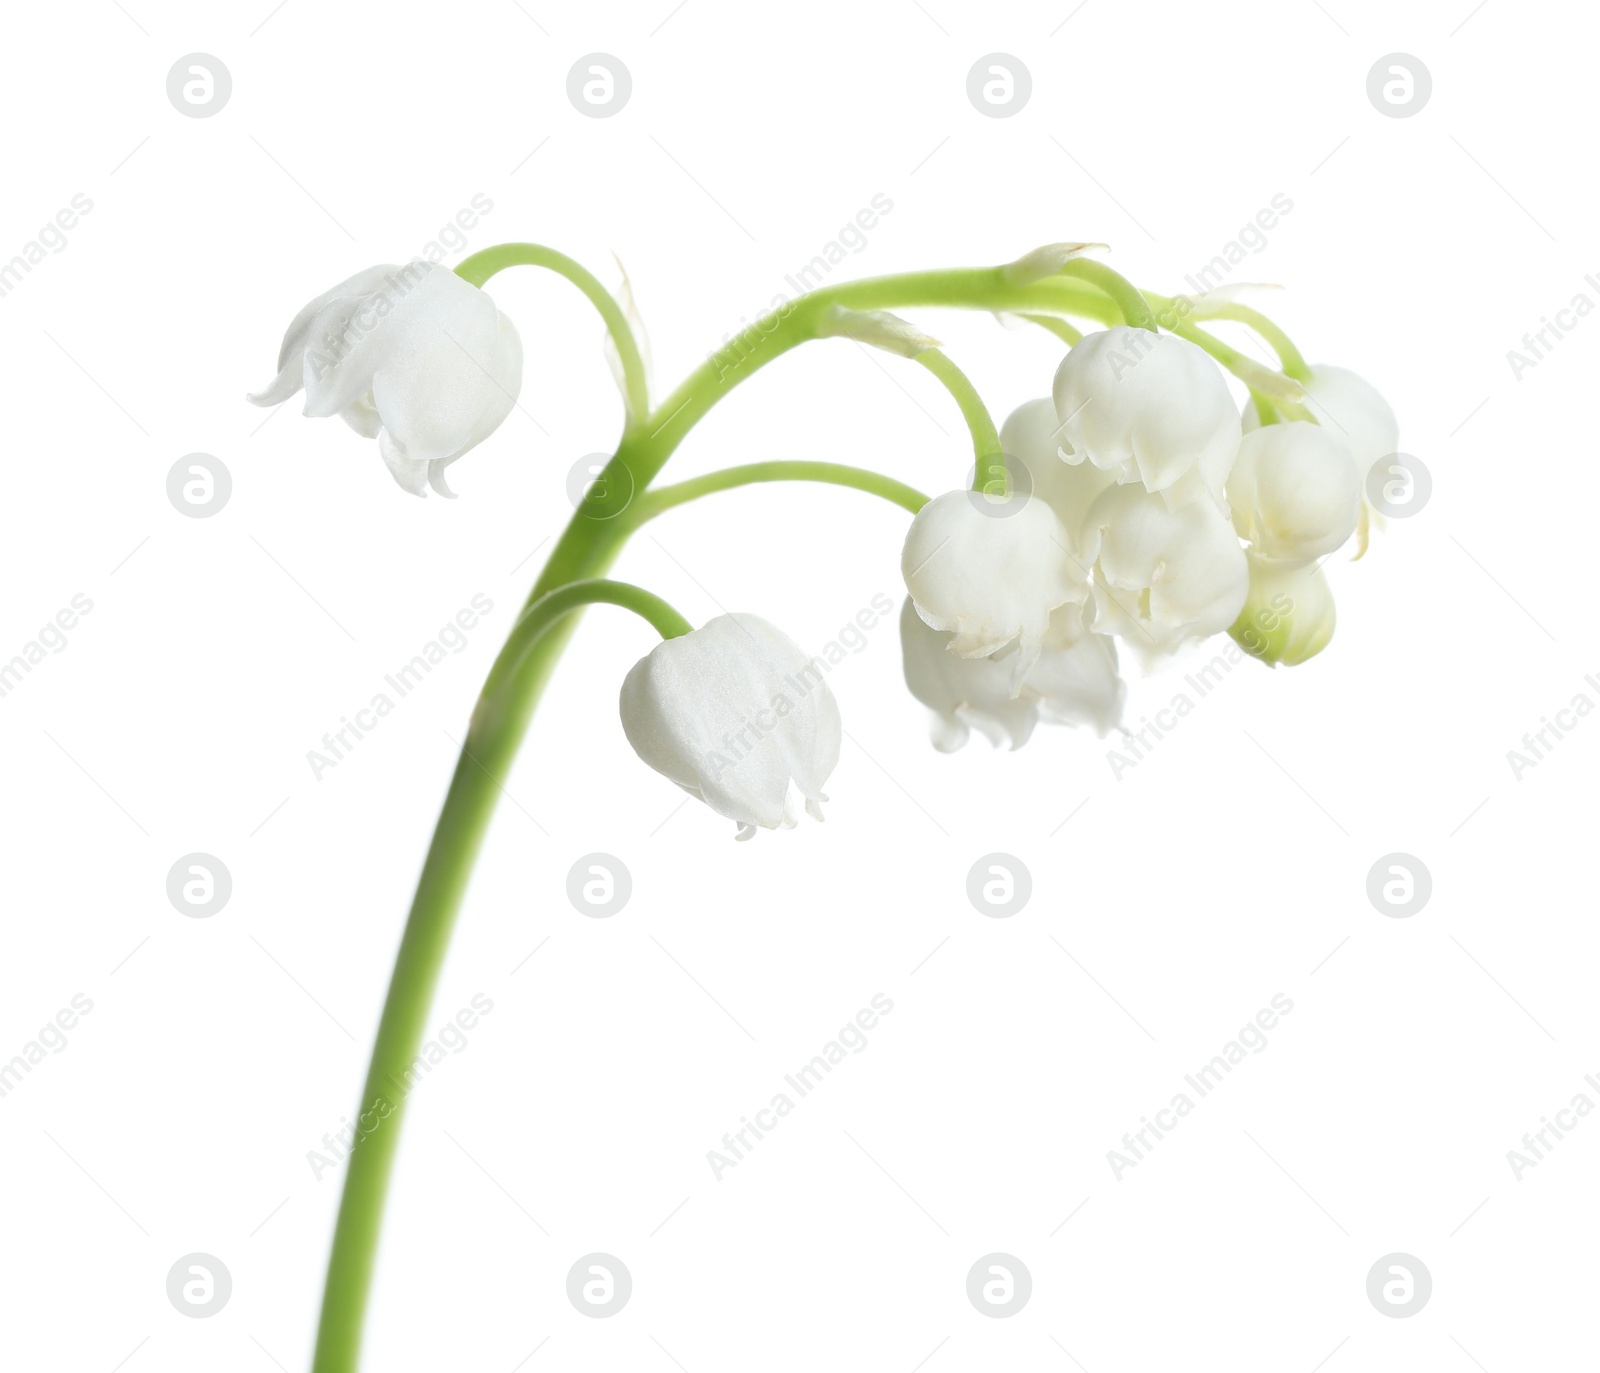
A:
[1229,559,1337,666]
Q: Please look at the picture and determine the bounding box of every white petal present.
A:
[1244,363,1398,488]
[899,597,1039,750]
[248,263,400,407]
[999,398,1117,548]
[1082,484,1248,657]
[340,392,382,438]
[1227,421,1360,565]
[1024,603,1126,735]
[378,429,429,497]
[901,490,1088,689]
[619,615,841,833]
[1052,327,1241,499]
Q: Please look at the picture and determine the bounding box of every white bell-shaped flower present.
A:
[249,261,523,498]
[898,598,1124,751]
[619,614,840,840]
[1227,421,1360,566]
[899,597,1039,752]
[1052,326,1241,506]
[901,489,1088,690]
[1025,603,1126,735]
[1081,484,1248,657]
[999,398,1116,550]
[1246,363,1397,489]
[1231,557,1337,666]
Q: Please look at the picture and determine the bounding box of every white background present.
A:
[1,1,1595,1369]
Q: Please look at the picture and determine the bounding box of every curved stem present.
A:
[1018,313,1083,346]
[629,461,928,525]
[1057,259,1158,331]
[455,243,650,423]
[310,579,682,1373]
[914,350,1005,495]
[1179,300,1310,380]
[1158,312,1315,423]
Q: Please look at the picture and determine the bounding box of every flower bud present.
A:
[619,614,840,839]
[1229,558,1336,666]
[1226,421,1360,566]
[1245,363,1397,490]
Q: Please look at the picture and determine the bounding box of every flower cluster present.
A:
[899,326,1396,750]
[253,258,1397,837]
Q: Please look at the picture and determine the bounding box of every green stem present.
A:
[310,579,682,1373]
[1180,300,1311,380]
[1018,313,1084,346]
[455,243,650,424]
[914,349,1005,495]
[629,461,928,523]
[1150,308,1316,424]
[1057,259,1158,331]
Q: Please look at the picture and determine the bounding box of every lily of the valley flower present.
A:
[619,614,840,840]
[1081,483,1249,658]
[899,599,1124,751]
[901,489,1088,690]
[1052,326,1242,507]
[999,398,1117,550]
[1245,364,1397,490]
[1227,420,1361,566]
[899,597,1038,751]
[1230,556,1337,666]
[1028,603,1126,733]
[249,261,523,498]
